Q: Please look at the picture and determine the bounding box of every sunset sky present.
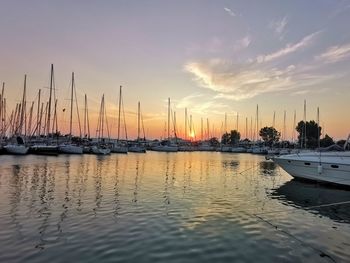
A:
[1,0,350,140]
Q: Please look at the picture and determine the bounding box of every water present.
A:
[0,152,349,262]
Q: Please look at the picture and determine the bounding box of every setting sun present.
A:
[189,131,196,139]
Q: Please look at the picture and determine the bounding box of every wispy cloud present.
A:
[269,16,288,39]
[224,7,236,17]
[184,58,338,101]
[233,35,251,52]
[175,93,229,115]
[315,43,350,63]
[257,31,321,63]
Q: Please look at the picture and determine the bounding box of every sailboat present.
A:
[4,75,29,155]
[151,98,178,152]
[59,72,83,154]
[129,101,146,153]
[111,86,128,154]
[91,94,111,155]
[30,64,59,155]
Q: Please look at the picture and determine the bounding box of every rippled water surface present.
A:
[0,152,349,262]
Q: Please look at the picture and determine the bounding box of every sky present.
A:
[1,0,350,140]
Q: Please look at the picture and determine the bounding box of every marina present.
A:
[1,1,350,262]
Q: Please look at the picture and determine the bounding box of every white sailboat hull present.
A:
[273,152,350,186]
[111,145,128,154]
[91,146,111,155]
[128,145,146,153]
[4,145,29,155]
[198,145,215,151]
[152,145,178,152]
[59,144,83,154]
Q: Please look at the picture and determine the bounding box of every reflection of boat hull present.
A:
[272,180,350,222]
[4,145,29,155]
[29,145,59,155]
[273,152,350,186]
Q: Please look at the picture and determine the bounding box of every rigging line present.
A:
[104,104,110,140]
[141,112,146,140]
[239,163,260,175]
[73,79,82,137]
[121,94,128,141]
[254,200,350,216]
[253,214,336,262]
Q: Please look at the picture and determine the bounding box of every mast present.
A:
[117,86,122,141]
[292,110,296,143]
[283,110,286,141]
[256,105,259,142]
[189,114,192,139]
[272,111,275,128]
[27,101,34,136]
[206,118,209,140]
[0,82,3,139]
[47,64,54,137]
[201,118,203,141]
[245,117,248,139]
[137,101,140,141]
[69,72,74,137]
[84,94,87,137]
[167,97,170,140]
[19,75,27,136]
[224,113,227,133]
[86,95,90,138]
[36,89,41,137]
[184,108,187,140]
[53,99,58,136]
[303,100,307,148]
[317,107,320,149]
[236,112,239,131]
[173,111,177,141]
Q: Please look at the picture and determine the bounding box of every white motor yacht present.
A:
[273,151,350,186]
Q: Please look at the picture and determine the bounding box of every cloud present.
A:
[184,58,338,101]
[175,93,229,115]
[224,7,236,17]
[269,16,288,38]
[257,31,321,63]
[233,35,251,52]
[315,43,350,63]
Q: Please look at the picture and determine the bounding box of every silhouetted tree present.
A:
[230,130,241,145]
[296,120,321,148]
[320,134,334,147]
[221,130,240,145]
[259,126,280,146]
[221,132,230,145]
[209,137,220,146]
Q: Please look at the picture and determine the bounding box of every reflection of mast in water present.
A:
[58,160,71,235]
[9,165,26,239]
[74,156,88,212]
[132,157,139,203]
[93,157,103,215]
[113,158,120,218]
[36,161,56,249]
[182,156,193,196]
[163,154,170,205]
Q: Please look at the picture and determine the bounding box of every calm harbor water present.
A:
[0,152,349,262]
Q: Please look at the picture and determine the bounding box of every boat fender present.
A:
[317,164,323,175]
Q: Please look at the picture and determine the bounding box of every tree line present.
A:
[221,120,341,149]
